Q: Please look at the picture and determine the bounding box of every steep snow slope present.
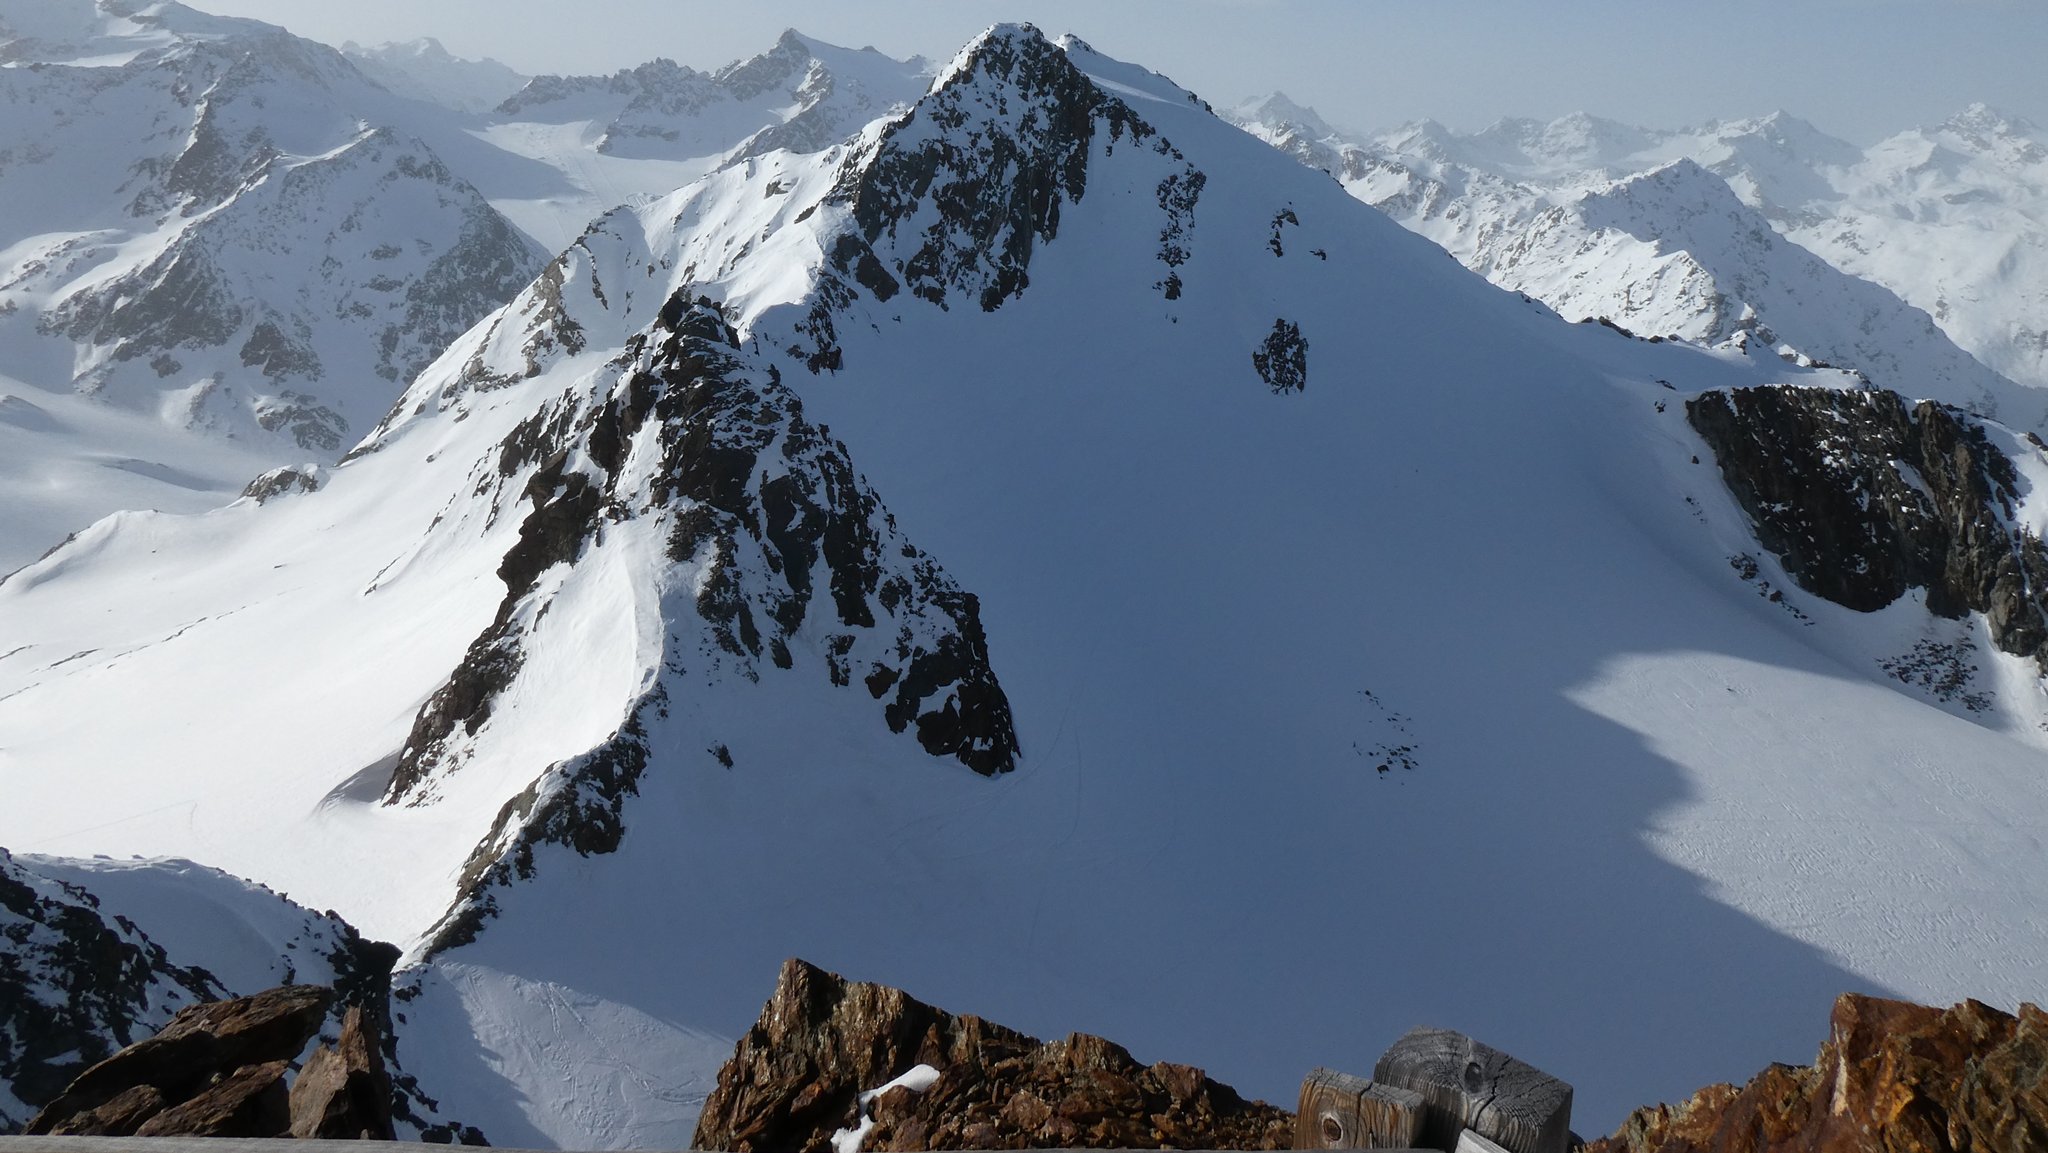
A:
[1231,101,2042,427]
[0,0,545,567]
[6,25,2048,1148]
[478,30,932,253]
[342,37,528,116]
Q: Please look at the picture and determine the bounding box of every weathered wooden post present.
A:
[1295,1067,1424,1149]
[1372,1028,1572,1153]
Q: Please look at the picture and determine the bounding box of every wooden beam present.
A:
[1372,1028,1572,1153]
[1295,1068,1424,1149]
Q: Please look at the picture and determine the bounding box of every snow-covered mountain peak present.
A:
[356,35,455,62]
[341,35,527,115]
[1938,102,2041,143]
[0,1,547,568]
[1467,111,1659,174]
[1228,92,1336,140]
[491,26,929,173]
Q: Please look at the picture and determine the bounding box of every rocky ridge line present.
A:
[693,957,1293,1152]
[387,297,1018,957]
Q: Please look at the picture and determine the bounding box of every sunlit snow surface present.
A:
[4,25,2048,1149]
[1234,101,2048,400]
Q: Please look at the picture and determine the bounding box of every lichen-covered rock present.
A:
[692,957,1293,1152]
[1690,386,2048,664]
[1589,993,2048,1153]
[25,985,330,1135]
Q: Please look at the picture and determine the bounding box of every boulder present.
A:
[132,1059,290,1138]
[692,957,1294,1152]
[1590,993,2048,1153]
[44,1084,167,1137]
[25,984,331,1136]
[289,1005,396,1139]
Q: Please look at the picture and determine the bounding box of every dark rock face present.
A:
[0,848,222,1132]
[832,25,1139,314]
[27,985,330,1136]
[1691,386,2048,664]
[241,464,325,504]
[1590,993,2048,1153]
[289,1005,396,1139]
[791,24,1203,369]
[693,957,1293,1152]
[1254,318,1310,394]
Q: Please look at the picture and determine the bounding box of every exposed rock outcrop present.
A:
[395,298,1018,957]
[1690,386,2048,664]
[27,985,331,1136]
[289,1006,396,1139]
[692,957,1292,1152]
[791,23,1204,371]
[1590,993,2048,1153]
[131,1059,292,1138]
[26,985,401,1141]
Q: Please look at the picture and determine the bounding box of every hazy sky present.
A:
[201,0,2047,143]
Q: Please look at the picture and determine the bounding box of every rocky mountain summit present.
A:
[1590,993,2048,1153]
[693,958,1293,1152]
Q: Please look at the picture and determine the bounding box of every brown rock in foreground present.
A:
[289,1005,397,1139]
[693,957,1293,1152]
[133,1059,291,1138]
[44,1084,167,1137]
[26,984,332,1136]
[1589,993,2048,1153]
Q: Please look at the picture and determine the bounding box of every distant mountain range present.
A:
[1230,98,2048,400]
